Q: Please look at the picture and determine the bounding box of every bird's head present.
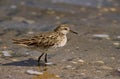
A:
[54,24,77,35]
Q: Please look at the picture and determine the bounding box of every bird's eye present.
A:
[64,28,68,30]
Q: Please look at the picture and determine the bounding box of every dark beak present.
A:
[70,30,78,34]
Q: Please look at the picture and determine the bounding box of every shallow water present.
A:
[0,0,120,79]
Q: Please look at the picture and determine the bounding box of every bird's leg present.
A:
[38,53,44,65]
[45,53,47,63]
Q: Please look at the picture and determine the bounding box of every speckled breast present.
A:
[53,35,67,48]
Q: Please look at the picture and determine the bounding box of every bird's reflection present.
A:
[32,66,61,79]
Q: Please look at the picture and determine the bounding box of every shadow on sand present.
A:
[1,58,45,66]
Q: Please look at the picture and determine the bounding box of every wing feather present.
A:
[13,32,59,48]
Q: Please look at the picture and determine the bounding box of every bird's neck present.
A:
[55,31,67,36]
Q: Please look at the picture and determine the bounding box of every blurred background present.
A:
[0,0,120,79]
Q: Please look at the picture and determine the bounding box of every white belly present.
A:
[53,36,67,48]
[58,36,67,47]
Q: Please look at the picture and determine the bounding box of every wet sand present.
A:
[0,0,120,79]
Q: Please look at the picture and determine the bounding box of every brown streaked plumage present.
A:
[13,24,77,65]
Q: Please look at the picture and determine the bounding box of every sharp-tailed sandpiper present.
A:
[13,24,77,65]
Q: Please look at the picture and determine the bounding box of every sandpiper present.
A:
[13,24,77,65]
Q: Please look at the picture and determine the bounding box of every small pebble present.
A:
[80,7,86,11]
[71,52,75,54]
[2,46,8,49]
[117,68,120,72]
[47,10,55,14]
[11,58,19,62]
[76,47,80,50]
[111,57,115,60]
[96,70,102,73]
[20,1,25,5]
[12,16,35,24]
[25,20,35,24]
[66,49,70,52]
[110,8,117,12]
[12,17,25,22]
[56,75,60,78]
[100,8,109,12]
[93,34,109,38]
[6,75,12,78]
[61,59,67,62]
[26,70,43,75]
[113,42,119,46]
[31,12,37,15]
[45,62,53,65]
[66,65,72,68]
[2,51,12,57]
[80,73,86,76]
[78,59,84,63]
[56,16,60,20]
[100,65,113,70]
[94,61,105,65]
[71,61,77,64]
[117,36,120,39]
[27,31,34,34]
[71,67,75,70]
[10,5,17,9]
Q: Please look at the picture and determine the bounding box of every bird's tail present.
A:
[12,38,33,47]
